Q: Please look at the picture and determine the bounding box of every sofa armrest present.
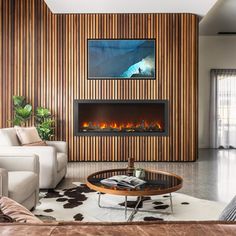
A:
[0,146,61,189]
[0,168,8,196]
[46,141,68,154]
[0,155,39,174]
[0,146,56,164]
[0,146,57,188]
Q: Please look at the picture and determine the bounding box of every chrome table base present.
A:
[98,192,173,222]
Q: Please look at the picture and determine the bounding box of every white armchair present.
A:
[0,154,39,210]
[0,128,68,189]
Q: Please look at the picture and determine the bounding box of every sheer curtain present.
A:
[210,69,236,148]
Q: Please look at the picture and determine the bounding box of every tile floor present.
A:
[58,149,236,203]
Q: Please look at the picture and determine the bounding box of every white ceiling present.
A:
[44,0,217,16]
[200,0,236,35]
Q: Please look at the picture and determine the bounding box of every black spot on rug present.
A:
[154,204,169,210]
[44,209,53,213]
[63,201,83,209]
[143,217,164,221]
[64,184,96,198]
[73,213,84,221]
[119,201,143,208]
[44,189,62,198]
[153,201,164,205]
[119,197,151,208]
[181,202,190,205]
[56,198,68,202]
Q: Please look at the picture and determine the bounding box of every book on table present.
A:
[101,175,146,189]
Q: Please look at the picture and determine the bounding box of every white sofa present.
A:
[0,154,39,210]
[0,128,68,189]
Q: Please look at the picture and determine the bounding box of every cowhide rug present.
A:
[33,182,226,222]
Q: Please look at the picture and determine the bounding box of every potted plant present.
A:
[35,107,55,140]
[11,96,32,126]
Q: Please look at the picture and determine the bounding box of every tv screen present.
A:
[88,39,156,79]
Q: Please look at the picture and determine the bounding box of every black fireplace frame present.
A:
[74,100,169,136]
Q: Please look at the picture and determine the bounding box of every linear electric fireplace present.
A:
[74,100,168,136]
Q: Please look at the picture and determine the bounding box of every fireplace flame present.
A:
[83,122,89,128]
[81,120,162,132]
[100,123,107,129]
[110,123,118,129]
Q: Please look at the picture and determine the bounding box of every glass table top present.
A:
[87,168,183,196]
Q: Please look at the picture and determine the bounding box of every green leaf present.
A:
[36,107,51,118]
[11,95,33,126]
[24,104,32,112]
[35,107,55,140]
[13,117,22,126]
[15,106,32,119]
[13,96,25,107]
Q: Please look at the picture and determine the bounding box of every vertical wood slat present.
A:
[0,0,198,162]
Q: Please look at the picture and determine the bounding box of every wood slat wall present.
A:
[0,0,198,162]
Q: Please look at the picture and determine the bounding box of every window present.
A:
[210,70,236,148]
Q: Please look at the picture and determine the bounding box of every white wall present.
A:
[44,0,216,15]
[199,36,236,148]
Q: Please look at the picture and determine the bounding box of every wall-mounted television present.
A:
[88,39,156,80]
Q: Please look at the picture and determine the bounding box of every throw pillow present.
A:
[14,126,47,146]
[0,197,42,223]
[219,196,236,221]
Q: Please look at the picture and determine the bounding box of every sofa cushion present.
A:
[15,126,42,145]
[8,171,38,204]
[57,153,67,172]
[0,128,20,146]
[219,196,236,221]
[25,141,47,146]
[0,197,42,223]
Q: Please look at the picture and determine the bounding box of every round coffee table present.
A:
[87,168,183,221]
